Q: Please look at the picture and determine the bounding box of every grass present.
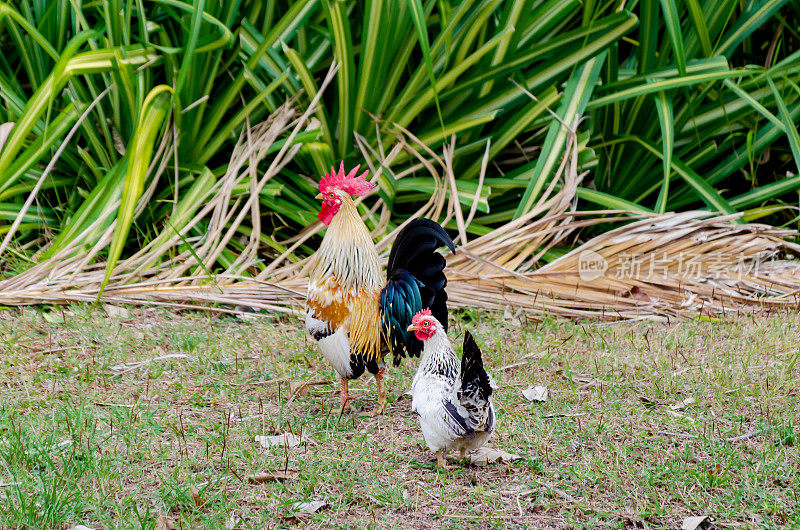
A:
[0,305,798,528]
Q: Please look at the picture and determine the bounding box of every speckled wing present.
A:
[441,399,476,439]
[417,394,476,447]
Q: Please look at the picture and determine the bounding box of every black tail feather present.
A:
[386,219,454,330]
[461,331,492,402]
[387,219,455,273]
[380,219,454,364]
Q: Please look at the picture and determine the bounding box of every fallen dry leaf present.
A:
[623,285,652,302]
[225,512,241,530]
[255,432,307,449]
[188,485,203,507]
[670,396,697,410]
[247,470,298,483]
[681,515,708,530]
[102,304,131,319]
[42,311,65,324]
[288,381,327,397]
[469,446,521,466]
[289,381,311,397]
[155,514,174,530]
[522,385,548,402]
[503,306,522,327]
[291,499,327,517]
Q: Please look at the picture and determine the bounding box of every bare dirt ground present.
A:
[0,305,797,528]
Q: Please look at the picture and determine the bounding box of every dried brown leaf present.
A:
[155,514,174,530]
[290,499,327,517]
[255,432,307,449]
[681,515,709,530]
[469,446,521,466]
[188,485,203,507]
[247,470,298,483]
[103,304,131,318]
[670,396,697,410]
[289,381,310,397]
[522,385,548,402]
[288,381,326,397]
[623,286,652,302]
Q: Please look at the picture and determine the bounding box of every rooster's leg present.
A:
[374,368,387,414]
[339,378,352,414]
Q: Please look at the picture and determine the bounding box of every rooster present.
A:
[305,162,455,413]
[407,309,495,469]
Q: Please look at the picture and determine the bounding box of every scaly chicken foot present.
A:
[435,449,451,470]
[339,378,353,414]
[373,368,387,415]
[366,369,387,416]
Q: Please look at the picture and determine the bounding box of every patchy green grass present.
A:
[0,305,798,529]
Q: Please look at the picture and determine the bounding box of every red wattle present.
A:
[414,328,435,341]
[317,202,336,224]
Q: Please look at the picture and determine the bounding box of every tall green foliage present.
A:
[0,0,798,277]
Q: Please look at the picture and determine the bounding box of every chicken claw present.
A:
[338,378,353,414]
[435,449,450,470]
[374,368,387,415]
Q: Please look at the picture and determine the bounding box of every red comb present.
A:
[411,308,433,325]
[318,161,375,197]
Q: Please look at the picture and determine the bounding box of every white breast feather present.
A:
[305,311,353,378]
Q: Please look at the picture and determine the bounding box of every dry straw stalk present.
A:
[2,103,799,321]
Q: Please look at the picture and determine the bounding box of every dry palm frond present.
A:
[448,211,800,320]
[1,101,800,321]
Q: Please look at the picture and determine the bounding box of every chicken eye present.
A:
[329,192,335,198]
[423,321,430,327]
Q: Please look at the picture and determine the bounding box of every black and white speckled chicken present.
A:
[407,310,495,469]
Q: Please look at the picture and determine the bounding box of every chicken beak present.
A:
[407,324,417,331]
[315,193,323,200]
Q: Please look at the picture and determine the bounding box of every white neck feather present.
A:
[420,318,454,360]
